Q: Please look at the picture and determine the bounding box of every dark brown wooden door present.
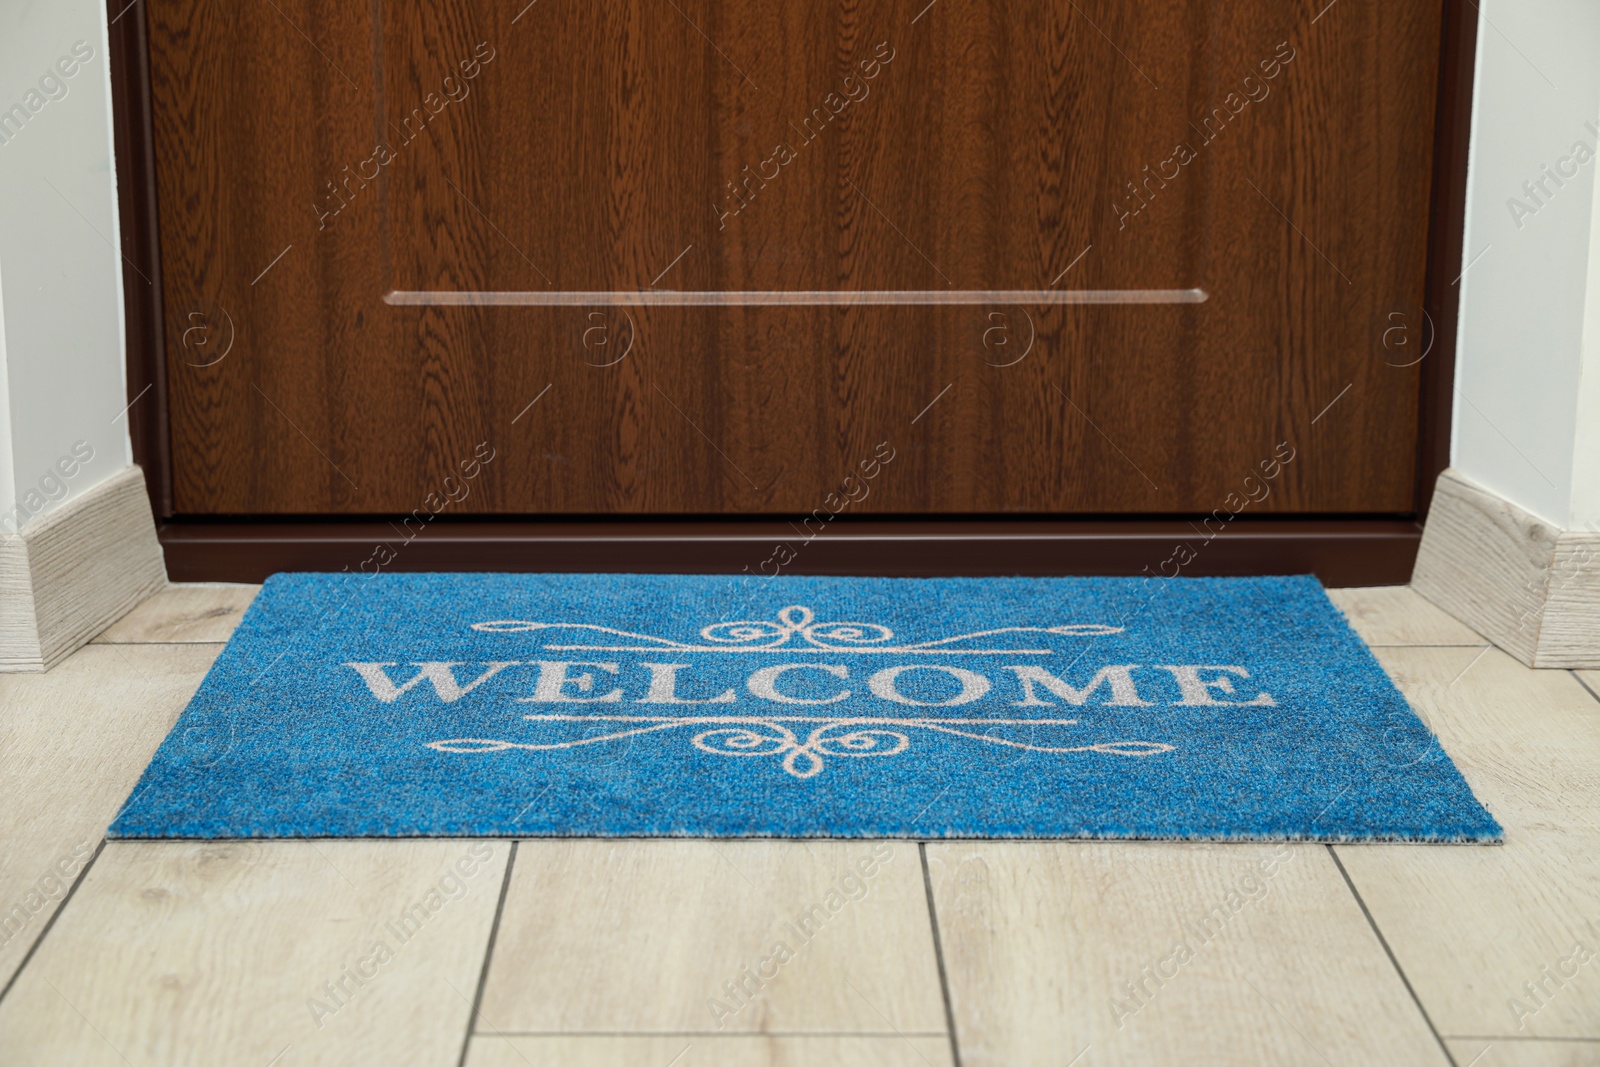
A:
[146,0,1442,516]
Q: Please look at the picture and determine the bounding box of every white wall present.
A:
[0,267,14,518]
[1455,0,1600,529]
[1571,165,1600,527]
[0,0,131,537]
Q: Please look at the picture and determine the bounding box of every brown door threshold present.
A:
[158,519,1421,586]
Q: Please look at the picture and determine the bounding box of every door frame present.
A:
[107,0,1476,583]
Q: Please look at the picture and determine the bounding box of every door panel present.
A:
[147,0,1440,515]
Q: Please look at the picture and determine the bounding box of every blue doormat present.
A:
[110,573,1500,842]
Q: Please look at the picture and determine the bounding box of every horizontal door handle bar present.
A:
[384,288,1208,307]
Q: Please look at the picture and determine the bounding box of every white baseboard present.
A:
[0,466,167,672]
[1412,468,1600,668]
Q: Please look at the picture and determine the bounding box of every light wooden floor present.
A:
[2,584,1598,1066]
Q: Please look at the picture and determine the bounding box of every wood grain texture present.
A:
[147,0,1442,515]
[1415,0,1478,523]
[1445,1039,1600,1067]
[1539,534,1600,668]
[0,467,167,671]
[465,1035,954,1067]
[1335,647,1600,1039]
[1367,647,1600,832]
[1324,585,1486,647]
[1412,468,1560,666]
[4,573,1599,1061]
[1342,834,1600,1041]
[107,0,175,522]
[93,583,260,644]
[925,841,1448,1067]
[1414,470,1600,667]
[0,841,511,1067]
[0,644,218,989]
[477,840,945,1034]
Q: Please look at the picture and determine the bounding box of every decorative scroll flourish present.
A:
[428,715,1172,780]
[470,604,1122,655]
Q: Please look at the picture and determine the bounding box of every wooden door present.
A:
[145,1,1443,516]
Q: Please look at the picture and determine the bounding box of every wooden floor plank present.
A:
[1336,647,1600,1040]
[0,644,219,987]
[926,840,1449,1067]
[0,840,510,1066]
[478,840,945,1035]
[465,1034,954,1066]
[1362,647,1600,830]
[92,583,260,644]
[1325,586,1487,647]
[1,578,1590,1064]
[1445,1038,1600,1067]
[1341,831,1600,1040]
